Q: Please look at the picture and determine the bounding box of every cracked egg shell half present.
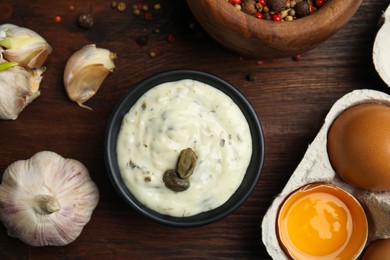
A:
[327,103,390,191]
[276,183,368,260]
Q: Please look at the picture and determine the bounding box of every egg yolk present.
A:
[285,193,351,256]
[277,183,367,260]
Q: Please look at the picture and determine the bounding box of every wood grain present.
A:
[0,0,389,259]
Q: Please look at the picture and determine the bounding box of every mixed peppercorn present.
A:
[228,0,327,21]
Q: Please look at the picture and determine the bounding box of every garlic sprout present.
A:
[0,151,99,246]
[0,24,52,69]
[0,61,18,72]
[64,44,116,110]
[0,57,44,120]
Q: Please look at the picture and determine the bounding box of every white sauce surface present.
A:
[116,79,252,217]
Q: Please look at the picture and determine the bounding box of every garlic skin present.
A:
[373,4,390,87]
[0,151,99,246]
[0,24,52,69]
[0,58,44,120]
[64,44,116,110]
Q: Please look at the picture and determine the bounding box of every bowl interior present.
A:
[104,69,265,227]
[186,0,362,58]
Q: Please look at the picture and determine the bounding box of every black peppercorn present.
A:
[241,0,257,15]
[294,1,311,18]
[135,35,149,46]
[267,0,289,12]
[78,13,94,29]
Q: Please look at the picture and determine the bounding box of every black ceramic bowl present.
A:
[104,69,265,227]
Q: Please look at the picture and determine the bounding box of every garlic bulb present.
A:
[64,44,116,110]
[0,57,44,120]
[373,3,390,86]
[0,24,52,69]
[0,151,99,246]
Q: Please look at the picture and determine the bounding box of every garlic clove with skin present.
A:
[64,44,116,110]
[0,24,52,69]
[373,3,390,87]
[0,59,44,120]
[0,151,99,246]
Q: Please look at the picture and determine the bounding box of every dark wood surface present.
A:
[0,0,388,259]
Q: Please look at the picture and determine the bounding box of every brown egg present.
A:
[327,103,390,191]
[362,239,390,260]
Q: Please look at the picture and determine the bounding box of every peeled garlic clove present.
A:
[0,62,44,120]
[373,4,390,86]
[64,44,116,110]
[0,151,99,246]
[0,24,52,69]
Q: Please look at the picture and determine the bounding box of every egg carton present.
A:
[261,89,390,259]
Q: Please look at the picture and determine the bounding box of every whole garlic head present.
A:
[373,4,390,87]
[0,24,52,69]
[64,44,116,110]
[0,58,44,120]
[0,151,99,246]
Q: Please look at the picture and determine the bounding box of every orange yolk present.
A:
[277,183,367,260]
[286,192,351,256]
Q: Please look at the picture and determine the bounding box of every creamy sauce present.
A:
[116,79,252,217]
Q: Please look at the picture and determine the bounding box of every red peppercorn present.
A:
[316,0,325,7]
[167,34,175,43]
[256,59,264,65]
[258,0,266,6]
[292,54,302,61]
[229,0,242,4]
[55,16,61,23]
[144,12,153,20]
[272,14,282,21]
[309,4,315,14]
[255,12,263,19]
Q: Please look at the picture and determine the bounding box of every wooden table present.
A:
[0,0,388,259]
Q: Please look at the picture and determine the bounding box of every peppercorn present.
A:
[263,12,272,20]
[290,0,297,8]
[149,49,160,58]
[133,9,141,16]
[292,54,302,61]
[272,13,282,21]
[78,13,94,29]
[167,34,175,43]
[255,3,263,12]
[247,72,259,81]
[294,1,311,17]
[255,12,263,19]
[144,12,153,20]
[316,0,325,7]
[135,35,149,46]
[117,2,126,12]
[241,0,257,15]
[267,0,289,12]
[229,0,242,4]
